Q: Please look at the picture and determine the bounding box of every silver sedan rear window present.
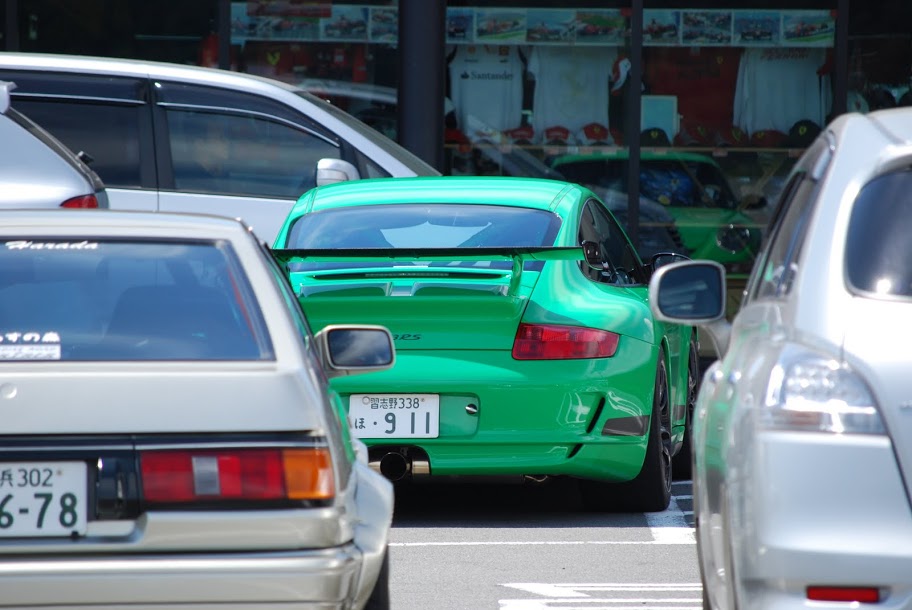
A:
[0,239,273,361]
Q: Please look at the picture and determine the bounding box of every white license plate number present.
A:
[349,394,440,439]
[0,462,87,538]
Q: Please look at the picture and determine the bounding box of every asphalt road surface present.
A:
[387,477,699,609]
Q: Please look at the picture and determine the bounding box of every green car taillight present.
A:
[512,323,619,360]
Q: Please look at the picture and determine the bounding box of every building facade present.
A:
[1,0,909,270]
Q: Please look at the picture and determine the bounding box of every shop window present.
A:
[443,6,631,178]
[231,3,385,85]
[846,1,912,113]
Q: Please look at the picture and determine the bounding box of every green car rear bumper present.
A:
[330,338,658,483]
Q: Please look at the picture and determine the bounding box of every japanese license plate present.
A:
[0,462,88,538]
[348,394,440,439]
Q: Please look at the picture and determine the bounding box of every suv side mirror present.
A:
[649,260,731,356]
[315,158,361,186]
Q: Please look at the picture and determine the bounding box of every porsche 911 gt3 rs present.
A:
[273,176,698,512]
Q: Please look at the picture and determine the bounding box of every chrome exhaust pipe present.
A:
[411,456,430,476]
[368,448,432,481]
[378,452,409,482]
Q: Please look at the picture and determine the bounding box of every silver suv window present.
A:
[845,168,912,299]
[0,239,274,361]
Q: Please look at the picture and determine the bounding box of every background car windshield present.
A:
[845,169,912,299]
[286,203,561,271]
[0,239,273,361]
[558,158,740,209]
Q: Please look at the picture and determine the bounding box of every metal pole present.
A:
[832,0,849,118]
[217,0,230,70]
[397,0,446,171]
[627,0,643,249]
[4,0,19,51]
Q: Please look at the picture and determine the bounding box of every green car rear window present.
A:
[286,203,562,271]
[0,239,274,361]
[289,203,560,249]
[845,168,912,299]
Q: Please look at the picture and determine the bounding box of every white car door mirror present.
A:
[315,158,361,186]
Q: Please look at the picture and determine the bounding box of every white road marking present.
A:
[499,583,703,609]
[504,584,702,597]
[390,537,693,547]
[647,497,695,544]
[499,602,703,609]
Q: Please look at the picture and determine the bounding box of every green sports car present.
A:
[272,176,699,512]
[550,150,767,274]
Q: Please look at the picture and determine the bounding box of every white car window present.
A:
[168,109,340,198]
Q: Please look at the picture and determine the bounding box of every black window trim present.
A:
[578,198,647,287]
[11,91,147,106]
[155,101,340,148]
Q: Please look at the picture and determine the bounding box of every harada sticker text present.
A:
[5,240,98,250]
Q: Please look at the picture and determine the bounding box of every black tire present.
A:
[580,349,673,512]
[673,336,700,481]
[363,551,391,610]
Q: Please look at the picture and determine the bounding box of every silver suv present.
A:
[650,108,912,610]
[0,53,438,243]
[0,81,108,209]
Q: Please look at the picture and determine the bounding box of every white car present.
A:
[0,53,439,244]
[0,209,395,609]
[650,107,912,610]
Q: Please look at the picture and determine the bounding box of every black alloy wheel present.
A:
[673,336,700,481]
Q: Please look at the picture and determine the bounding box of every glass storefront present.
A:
[847,1,912,114]
[635,4,836,277]
[14,1,215,63]
[2,0,910,276]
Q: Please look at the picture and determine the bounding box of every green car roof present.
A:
[292,176,580,215]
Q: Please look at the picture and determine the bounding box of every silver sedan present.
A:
[0,209,395,609]
[650,107,912,610]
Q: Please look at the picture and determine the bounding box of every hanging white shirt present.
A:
[448,45,525,138]
[527,46,617,137]
[734,47,830,135]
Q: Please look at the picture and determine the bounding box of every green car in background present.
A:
[272,176,698,512]
[550,150,767,275]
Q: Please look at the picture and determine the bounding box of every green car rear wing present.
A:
[271,247,584,298]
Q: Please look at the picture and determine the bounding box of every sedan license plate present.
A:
[0,462,88,538]
[349,394,440,439]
